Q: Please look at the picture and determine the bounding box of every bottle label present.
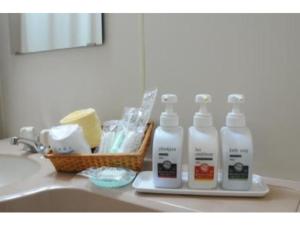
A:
[195,164,214,180]
[194,148,215,180]
[228,163,248,179]
[157,147,177,178]
[158,161,177,178]
[228,148,249,180]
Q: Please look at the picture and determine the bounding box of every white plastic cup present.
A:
[48,124,91,154]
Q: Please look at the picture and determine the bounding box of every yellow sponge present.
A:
[60,108,101,148]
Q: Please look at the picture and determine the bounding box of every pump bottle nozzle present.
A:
[162,94,177,113]
[228,94,245,114]
[195,94,211,114]
[194,94,213,127]
[226,94,246,127]
[160,94,178,127]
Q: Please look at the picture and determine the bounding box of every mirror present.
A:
[9,13,103,54]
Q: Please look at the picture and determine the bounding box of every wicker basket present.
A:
[45,122,154,173]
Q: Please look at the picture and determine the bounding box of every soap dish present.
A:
[133,171,269,197]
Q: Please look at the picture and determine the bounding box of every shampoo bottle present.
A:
[152,94,183,188]
[188,94,218,189]
[221,94,253,190]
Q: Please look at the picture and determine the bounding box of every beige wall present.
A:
[0,13,299,180]
[144,14,300,181]
[0,14,144,135]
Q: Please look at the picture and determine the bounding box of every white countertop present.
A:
[0,139,299,212]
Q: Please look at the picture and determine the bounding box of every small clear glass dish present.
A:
[79,167,137,188]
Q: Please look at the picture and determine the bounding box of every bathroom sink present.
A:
[0,188,156,212]
[0,154,40,188]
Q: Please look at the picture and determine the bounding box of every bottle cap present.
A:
[160,94,179,127]
[193,94,213,128]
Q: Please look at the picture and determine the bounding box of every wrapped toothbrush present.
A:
[99,88,157,154]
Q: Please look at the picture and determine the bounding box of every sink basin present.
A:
[0,154,40,188]
[0,188,156,212]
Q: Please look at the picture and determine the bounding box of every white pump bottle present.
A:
[152,94,183,188]
[221,94,253,190]
[188,94,218,189]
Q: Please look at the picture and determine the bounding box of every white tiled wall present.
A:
[0,13,299,180]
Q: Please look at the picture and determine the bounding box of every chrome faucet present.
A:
[10,136,46,153]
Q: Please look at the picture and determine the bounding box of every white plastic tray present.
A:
[133,171,269,197]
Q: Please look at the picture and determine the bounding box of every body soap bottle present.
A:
[152,94,183,188]
[188,94,218,189]
[221,94,253,190]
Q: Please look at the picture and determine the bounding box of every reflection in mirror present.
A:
[9,13,103,54]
